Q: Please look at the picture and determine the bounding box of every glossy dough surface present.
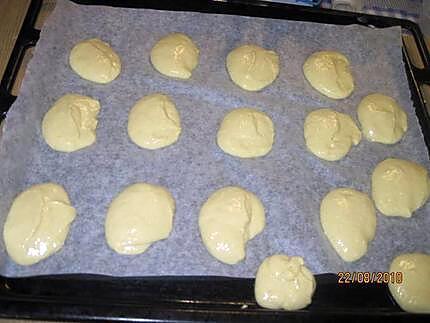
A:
[199,186,265,265]
[389,253,430,313]
[69,38,121,84]
[304,108,361,161]
[128,93,181,149]
[320,188,376,262]
[105,183,175,255]
[372,158,430,217]
[42,93,100,152]
[255,254,316,311]
[3,183,76,266]
[150,32,199,79]
[217,108,274,158]
[303,51,354,99]
[226,44,279,91]
[357,93,408,144]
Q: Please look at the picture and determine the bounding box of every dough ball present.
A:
[303,51,354,99]
[199,186,265,265]
[357,93,408,144]
[105,183,175,255]
[150,32,199,79]
[372,158,430,217]
[3,183,76,266]
[389,253,430,313]
[320,188,376,262]
[69,38,121,84]
[128,93,181,150]
[42,93,100,152]
[304,108,361,161]
[226,44,279,91]
[217,108,274,158]
[255,254,316,311]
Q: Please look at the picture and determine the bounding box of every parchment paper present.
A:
[0,0,429,277]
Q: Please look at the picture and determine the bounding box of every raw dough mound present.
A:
[372,158,430,217]
[226,44,279,91]
[150,32,199,79]
[357,93,407,144]
[3,183,76,266]
[199,186,265,265]
[128,93,181,149]
[255,254,316,311]
[42,93,100,152]
[217,108,274,158]
[303,51,354,99]
[320,188,376,262]
[304,108,361,161]
[69,38,121,84]
[105,183,175,255]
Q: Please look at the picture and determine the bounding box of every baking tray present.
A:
[0,0,430,321]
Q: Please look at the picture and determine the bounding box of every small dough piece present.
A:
[389,253,430,313]
[255,254,316,311]
[199,186,265,265]
[303,51,354,99]
[150,32,199,79]
[304,108,361,161]
[69,38,121,84]
[3,183,76,266]
[42,93,100,152]
[358,93,408,144]
[372,158,430,217]
[320,188,376,262]
[226,44,279,91]
[105,183,175,255]
[128,93,181,149]
[217,108,274,158]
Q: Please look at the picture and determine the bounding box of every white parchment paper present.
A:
[0,0,429,277]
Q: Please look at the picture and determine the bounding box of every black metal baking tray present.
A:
[1,0,430,321]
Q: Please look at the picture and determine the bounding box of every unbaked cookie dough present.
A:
[42,93,100,152]
[358,93,408,144]
[255,254,316,311]
[69,38,121,84]
[389,253,430,313]
[372,158,430,217]
[3,183,76,266]
[320,188,376,262]
[304,108,361,161]
[199,186,265,265]
[217,108,274,158]
[150,32,199,79]
[105,183,175,255]
[226,44,279,91]
[303,51,354,99]
[128,93,181,149]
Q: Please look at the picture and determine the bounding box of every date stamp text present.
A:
[337,271,403,284]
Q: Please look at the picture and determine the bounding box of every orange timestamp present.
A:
[337,271,403,284]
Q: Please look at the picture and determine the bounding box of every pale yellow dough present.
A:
[255,254,316,311]
[372,158,430,217]
[199,186,265,265]
[304,108,361,161]
[42,93,100,152]
[105,183,175,255]
[150,33,199,79]
[389,253,430,313]
[217,108,274,158]
[3,183,76,266]
[69,38,121,84]
[358,93,408,144]
[320,188,376,262]
[226,44,279,91]
[128,93,181,150]
[303,51,354,99]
